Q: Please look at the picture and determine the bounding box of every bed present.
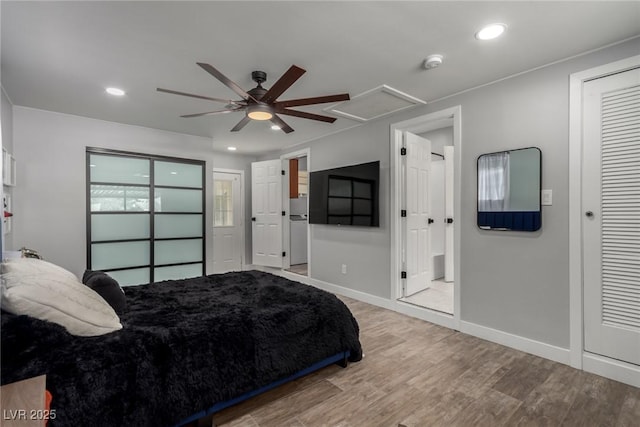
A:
[1,269,363,426]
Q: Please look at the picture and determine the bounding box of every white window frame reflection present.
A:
[214,179,234,227]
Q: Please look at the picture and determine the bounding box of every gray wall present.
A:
[419,126,453,156]
[11,108,256,277]
[268,39,639,348]
[1,89,14,250]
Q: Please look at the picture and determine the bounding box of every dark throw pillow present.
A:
[82,270,127,314]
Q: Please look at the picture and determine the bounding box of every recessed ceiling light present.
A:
[475,23,507,40]
[105,87,126,96]
[227,146,237,151]
[271,125,281,131]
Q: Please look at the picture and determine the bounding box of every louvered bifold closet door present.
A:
[601,85,640,331]
[583,67,640,366]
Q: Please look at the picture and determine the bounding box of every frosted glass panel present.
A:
[92,214,150,241]
[155,188,202,212]
[107,268,150,287]
[90,154,149,184]
[155,214,202,238]
[154,263,202,282]
[155,161,202,188]
[155,239,203,265]
[92,241,150,270]
[90,185,149,211]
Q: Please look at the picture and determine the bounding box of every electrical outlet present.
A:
[341,264,347,274]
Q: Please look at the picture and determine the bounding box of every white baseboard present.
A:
[460,321,571,366]
[583,353,640,388]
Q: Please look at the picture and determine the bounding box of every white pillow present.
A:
[1,258,122,336]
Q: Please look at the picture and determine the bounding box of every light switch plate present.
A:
[541,189,553,206]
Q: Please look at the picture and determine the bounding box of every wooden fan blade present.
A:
[197,63,258,103]
[276,108,337,123]
[180,109,239,118]
[157,88,239,104]
[274,93,350,108]
[230,116,252,132]
[270,115,294,133]
[260,65,306,104]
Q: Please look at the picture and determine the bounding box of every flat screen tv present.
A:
[309,161,380,227]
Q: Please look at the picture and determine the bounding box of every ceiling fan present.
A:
[157,63,350,133]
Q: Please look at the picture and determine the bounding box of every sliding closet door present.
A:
[87,149,205,286]
[88,153,152,285]
[153,160,205,281]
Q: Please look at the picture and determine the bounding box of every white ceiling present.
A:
[2,1,639,154]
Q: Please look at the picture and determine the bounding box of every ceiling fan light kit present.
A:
[157,63,350,133]
[247,104,273,121]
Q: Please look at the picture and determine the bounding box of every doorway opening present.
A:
[390,106,461,328]
[282,149,311,277]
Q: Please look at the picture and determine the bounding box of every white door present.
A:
[251,159,283,268]
[444,145,455,283]
[404,132,432,296]
[213,171,242,273]
[583,67,640,366]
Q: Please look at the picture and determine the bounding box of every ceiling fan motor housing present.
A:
[251,70,267,85]
[249,71,268,101]
[247,86,268,102]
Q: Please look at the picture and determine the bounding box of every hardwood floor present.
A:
[211,296,639,427]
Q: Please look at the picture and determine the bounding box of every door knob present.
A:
[585,211,594,218]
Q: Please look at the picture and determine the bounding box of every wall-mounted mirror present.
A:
[477,147,541,231]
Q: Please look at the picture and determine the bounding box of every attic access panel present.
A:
[324,85,426,122]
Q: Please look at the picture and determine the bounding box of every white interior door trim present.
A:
[444,145,455,282]
[281,148,311,276]
[212,168,245,270]
[390,105,462,331]
[568,55,640,383]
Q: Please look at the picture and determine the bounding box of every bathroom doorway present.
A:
[390,106,461,328]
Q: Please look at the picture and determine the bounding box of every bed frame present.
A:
[175,351,350,426]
